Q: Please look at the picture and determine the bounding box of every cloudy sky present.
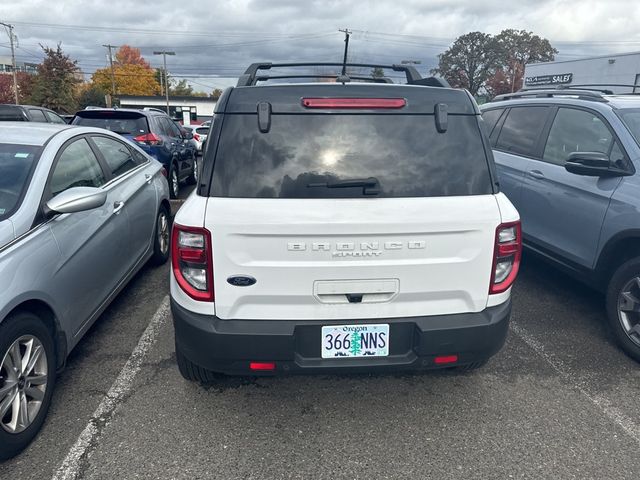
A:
[1,0,639,91]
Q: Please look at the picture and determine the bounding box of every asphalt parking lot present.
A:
[3,238,640,479]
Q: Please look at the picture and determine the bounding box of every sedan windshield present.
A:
[0,144,41,221]
[617,108,640,146]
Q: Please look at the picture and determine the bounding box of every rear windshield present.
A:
[211,114,492,198]
[195,127,209,135]
[0,144,41,220]
[617,108,640,146]
[0,106,26,121]
[73,112,149,135]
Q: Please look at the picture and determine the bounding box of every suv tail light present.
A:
[134,133,163,146]
[193,133,200,141]
[171,224,214,301]
[490,221,522,294]
[302,98,406,109]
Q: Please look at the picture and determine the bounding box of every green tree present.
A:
[78,84,107,109]
[491,29,558,94]
[431,32,499,95]
[210,88,223,99]
[371,67,385,79]
[170,79,194,96]
[30,44,81,113]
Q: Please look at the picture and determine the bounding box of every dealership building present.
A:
[119,95,217,124]
[524,51,640,93]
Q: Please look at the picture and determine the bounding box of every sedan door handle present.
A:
[528,170,545,180]
[113,201,125,215]
[145,174,153,184]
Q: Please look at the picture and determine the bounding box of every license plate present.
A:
[321,324,389,359]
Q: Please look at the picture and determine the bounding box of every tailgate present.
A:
[207,196,500,320]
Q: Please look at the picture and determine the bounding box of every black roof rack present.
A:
[236,62,449,88]
[254,74,394,84]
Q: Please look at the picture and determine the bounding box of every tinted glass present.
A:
[617,108,640,146]
[92,136,140,177]
[195,127,209,135]
[0,144,41,220]
[496,107,549,157]
[73,112,149,135]
[50,139,106,196]
[28,109,47,123]
[45,111,66,124]
[211,114,492,198]
[0,106,26,121]
[544,108,613,165]
[481,108,503,137]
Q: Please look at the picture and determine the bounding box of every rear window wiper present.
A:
[307,177,381,195]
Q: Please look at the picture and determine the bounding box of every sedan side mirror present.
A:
[564,152,625,177]
[184,131,194,140]
[46,187,107,214]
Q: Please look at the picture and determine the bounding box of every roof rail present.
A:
[237,62,427,87]
[254,74,394,84]
[492,88,609,102]
[143,107,168,114]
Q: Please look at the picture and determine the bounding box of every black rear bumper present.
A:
[171,299,511,375]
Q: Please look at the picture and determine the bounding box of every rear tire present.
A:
[606,258,640,362]
[0,312,56,461]
[150,205,170,266]
[176,344,221,384]
[169,163,179,199]
[186,155,198,186]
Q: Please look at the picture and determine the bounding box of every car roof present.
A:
[0,122,73,146]
[481,92,640,112]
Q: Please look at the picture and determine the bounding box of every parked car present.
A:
[481,87,640,362]
[71,108,197,198]
[0,122,170,460]
[192,125,209,154]
[0,104,67,124]
[170,62,521,382]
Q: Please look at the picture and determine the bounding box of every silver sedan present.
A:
[0,123,170,460]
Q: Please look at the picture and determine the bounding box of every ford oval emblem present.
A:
[227,275,257,287]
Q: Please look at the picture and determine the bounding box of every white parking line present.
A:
[51,296,170,480]
[510,321,640,445]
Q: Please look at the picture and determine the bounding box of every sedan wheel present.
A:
[0,335,48,434]
[617,276,640,347]
[151,205,171,266]
[170,167,179,198]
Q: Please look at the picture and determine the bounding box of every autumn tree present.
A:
[0,72,35,104]
[210,88,223,99]
[91,45,159,97]
[170,79,193,96]
[115,45,150,68]
[490,29,558,94]
[30,44,81,113]
[432,32,499,95]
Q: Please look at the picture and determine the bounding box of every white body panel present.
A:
[171,193,516,320]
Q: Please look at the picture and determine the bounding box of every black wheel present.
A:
[169,163,179,199]
[186,155,198,186]
[150,205,170,266]
[176,343,220,384]
[0,312,56,461]
[606,258,640,362]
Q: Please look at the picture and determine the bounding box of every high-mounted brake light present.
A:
[301,98,406,109]
[171,224,214,301]
[134,133,163,146]
[489,221,522,294]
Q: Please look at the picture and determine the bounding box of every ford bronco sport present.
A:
[170,62,521,380]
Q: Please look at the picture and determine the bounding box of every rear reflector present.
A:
[249,362,276,371]
[302,98,406,109]
[434,355,458,365]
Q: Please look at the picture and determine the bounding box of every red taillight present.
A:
[171,224,214,302]
[489,221,522,294]
[193,133,200,141]
[134,133,163,146]
[160,167,168,178]
[434,355,458,365]
[249,362,276,371]
[301,98,406,109]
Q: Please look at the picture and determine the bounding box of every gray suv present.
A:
[480,88,640,361]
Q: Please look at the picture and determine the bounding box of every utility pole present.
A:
[338,28,352,76]
[102,44,117,106]
[1,22,19,104]
[154,51,175,115]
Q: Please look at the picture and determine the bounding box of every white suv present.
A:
[170,63,521,380]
